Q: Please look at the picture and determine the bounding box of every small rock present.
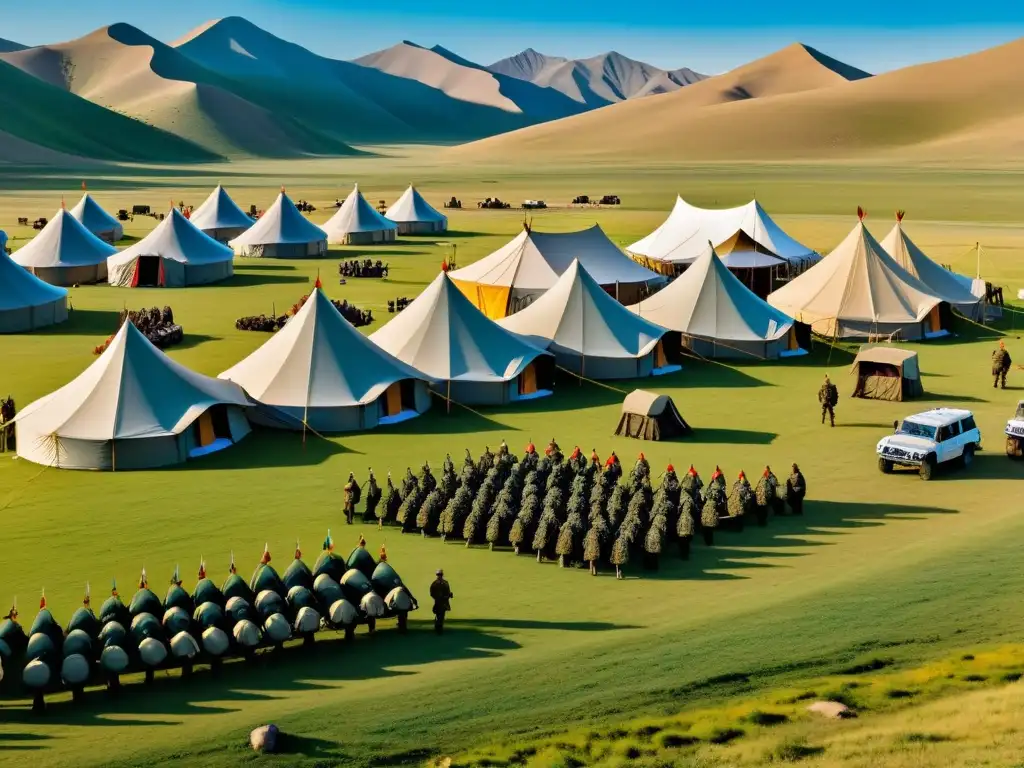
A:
[807,701,855,719]
[250,724,280,753]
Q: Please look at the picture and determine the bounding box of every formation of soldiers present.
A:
[339,260,388,279]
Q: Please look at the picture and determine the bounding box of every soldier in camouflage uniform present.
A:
[343,472,359,524]
[992,341,1012,389]
[818,375,839,427]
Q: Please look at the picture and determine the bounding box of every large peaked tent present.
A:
[449,224,664,318]
[322,184,398,245]
[108,208,234,287]
[767,218,946,341]
[879,214,982,319]
[370,272,554,405]
[385,185,447,234]
[12,207,116,286]
[189,185,254,243]
[69,193,123,243]
[628,196,818,274]
[230,190,327,258]
[220,288,432,432]
[0,231,68,333]
[14,322,252,470]
[628,244,804,360]
[498,259,672,379]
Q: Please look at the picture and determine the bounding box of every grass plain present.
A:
[1,155,1024,767]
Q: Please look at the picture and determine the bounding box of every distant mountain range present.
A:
[487,48,706,108]
[0,17,708,163]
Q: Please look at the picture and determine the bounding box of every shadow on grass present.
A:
[0,732,52,752]
[38,308,121,337]
[223,272,311,288]
[685,427,777,445]
[0,619,630,727]
[445,618,640,632]
[930,453,1023,482]
[170,429,351,471]
[232,263,298,272]
[386,401,513,436]
[174,334,220,352]
[334,249,431,258]
[922,392,988,404]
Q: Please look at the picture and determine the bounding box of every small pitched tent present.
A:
[12,207,116,286]
[385,185,448,234]
[189,185,254,243]
[628,197,818,274]
[615,390,691,441]
[851,345,923,402]
[0,231,69,333]
[220,288,432,431]
[69,193,123,243]
[767,215,947,341]
[370,272,554,405]
[498,260,672,380]
[323,184,398,245]
[628,244,805,360]
[230,190,327,258]
[879,213,982,320]
[14,322,252,470]
[107,208,234,288]
[450,224,664,317]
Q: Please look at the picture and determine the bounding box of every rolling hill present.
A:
[0,37,25,53]
[488,48,706,108]
[452,38,1024,165]
[0,23,358,158]
[0,57,218,164]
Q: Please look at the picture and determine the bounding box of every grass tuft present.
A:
[899,732,953,744]
[770,738,826,762]
[746,710,789,726]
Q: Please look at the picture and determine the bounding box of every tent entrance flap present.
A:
[655,341,668,368]
[384,382,403,416]
[928,305,942,333]
[519,363,538,395]
[135,256,162,287]
[196,412,216,447]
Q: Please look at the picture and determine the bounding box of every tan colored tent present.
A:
[850,345,923,402]
[614,390,691,441]
[450,224,663,318]
[767,219,946,341]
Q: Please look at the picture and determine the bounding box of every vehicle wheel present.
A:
[919,455,935,481]
[962,444,975,468]
[878,458,893,474]
[1008,436,1023,460]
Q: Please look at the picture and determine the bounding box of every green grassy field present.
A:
[1,158,1024,767]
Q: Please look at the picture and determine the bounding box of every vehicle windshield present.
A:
[898,420,937,439]
[1017,403,1024,419]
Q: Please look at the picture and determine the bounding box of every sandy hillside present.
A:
[0,57,217,163]
[0,24,356,158]
[449,40,1024,164]
[490,49,705,107]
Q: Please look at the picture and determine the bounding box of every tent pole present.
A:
[447,380,451,414]
[111,440,115,473]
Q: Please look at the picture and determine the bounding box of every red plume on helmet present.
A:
[666,463,675,472]
[857,206,866,221]
[763,465,771,478]
[896,210,905,223]
[261,544,272,565]
[688,464,697,476]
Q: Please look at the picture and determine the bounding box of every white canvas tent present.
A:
[230,190,327,258]
[14,322,252,470]
[189,185,254,243]
[499,260,672,379]
[385,185,448,234]
[370,272,553,405]
[12,207,116,286]
[322,184,398,245]
[879,214,983,319]
[767,218,946,341]
[69,193,123,243]
[629,244,804,360]
[0,231,69,333]
[628,196,818,273]
[108,208,234,288]
[220,288,432,432]
[449,224,664,317]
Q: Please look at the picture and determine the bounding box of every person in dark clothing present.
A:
[343,472,359,524]
[818,375,839,427]
[786,463,806,515]
[429,569,453,634]
[992,341,1012,389]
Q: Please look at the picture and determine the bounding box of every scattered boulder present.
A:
[807,701,855,719]
[250,724,280,753]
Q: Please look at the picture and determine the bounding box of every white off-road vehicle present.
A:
[1006,401,1024,459]
[877,408,982,480]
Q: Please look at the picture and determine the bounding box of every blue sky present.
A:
[2,1,1023,73]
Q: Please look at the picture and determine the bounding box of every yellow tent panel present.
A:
[197,411,215,447]
[385,382,402,415]
[451,279,512,319]
[518,363,538,395]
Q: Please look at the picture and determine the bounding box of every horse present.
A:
[0,396,15,452]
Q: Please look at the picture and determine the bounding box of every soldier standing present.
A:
[992,341,1012,389]
[786,463,806,515]
[429,569,453,635]
[343,472,360,524]
[818,375,839,427]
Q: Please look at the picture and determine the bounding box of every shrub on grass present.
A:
[708,727,744,744]
[898,732,951,744]
[769,738,825,762]
[746,710,789,726]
